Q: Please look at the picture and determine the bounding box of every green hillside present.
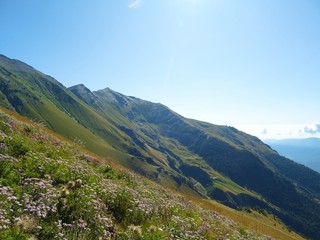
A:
[1,107,285,239]
[73,85,320,238]
[0,54,320,239]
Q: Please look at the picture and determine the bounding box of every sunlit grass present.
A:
[0,108,277,239]
[184,194,304,240]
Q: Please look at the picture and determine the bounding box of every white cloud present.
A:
[128,0,142,9]
[236,123,320,140]
[304,123,320,135]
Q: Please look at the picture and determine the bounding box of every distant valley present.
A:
[264,138,320,173]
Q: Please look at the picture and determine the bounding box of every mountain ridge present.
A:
[0,54,320,238]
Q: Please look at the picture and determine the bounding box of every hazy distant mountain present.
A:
[1,54,320,238]
[264,138,320,173]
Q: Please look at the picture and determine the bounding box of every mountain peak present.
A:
[69,84,91,92]
[95,86,122,96]
[68,84,97,105]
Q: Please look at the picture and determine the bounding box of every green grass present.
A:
[184,194,304,240]
[0,108,278,239]
[213,178,250,195]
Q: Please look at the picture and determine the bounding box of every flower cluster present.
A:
[0,185,15,230]
[21,178,59,218]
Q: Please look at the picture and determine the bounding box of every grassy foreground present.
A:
[0,107,299,240]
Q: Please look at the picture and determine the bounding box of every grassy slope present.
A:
[0,106,303,240]
[0,57,286,207]
[185,194,304,240]
[0,65,134,163]
[0,55,319,238]
[88,88,320,239]
[70,85,254,197]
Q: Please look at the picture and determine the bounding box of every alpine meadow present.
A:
[1,1,320,239]
[0,54,319,239]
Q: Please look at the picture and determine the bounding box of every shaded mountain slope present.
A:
[72,87,320,239]
[0,54,320,238]
[265,138,320,173]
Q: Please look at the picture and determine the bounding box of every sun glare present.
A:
[176,0,202,7]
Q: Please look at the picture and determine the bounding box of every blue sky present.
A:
[1,0,320,139]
